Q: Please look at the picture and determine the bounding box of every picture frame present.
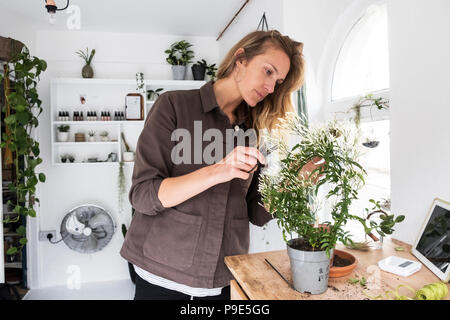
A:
[411,197,450,282]
[125,93,144,120]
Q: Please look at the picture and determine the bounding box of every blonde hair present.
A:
[217,30,305,142]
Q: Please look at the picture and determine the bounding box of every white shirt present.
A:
[133,265,223,297]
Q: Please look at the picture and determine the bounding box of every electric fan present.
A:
[60,204,116,254]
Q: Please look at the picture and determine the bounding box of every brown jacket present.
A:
[120,81,273,288]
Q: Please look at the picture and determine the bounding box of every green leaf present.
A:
[38,173,46,182]
[28,208,36,217]
[19,237,28,245]
[7,247,18,255]
[360,277,367,287]
[348,278,359,284]
[16,225,27,236]
[395,215,405,223]
[4,114,16,125]
[394,247,404,252]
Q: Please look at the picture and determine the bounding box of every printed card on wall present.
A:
[125,93,143,120]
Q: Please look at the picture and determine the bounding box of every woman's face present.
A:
[234,46,291,107]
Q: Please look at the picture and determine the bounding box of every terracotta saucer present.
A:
[329,249,357,278]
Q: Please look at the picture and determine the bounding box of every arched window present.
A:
[323,2,391,243]
[331,3,389,101]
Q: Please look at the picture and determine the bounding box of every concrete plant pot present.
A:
[287,238,333,294]
[172,65,186,80]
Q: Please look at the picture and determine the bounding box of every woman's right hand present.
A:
[212,146,266,184]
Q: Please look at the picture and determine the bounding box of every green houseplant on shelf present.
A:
[57,124,70,142]
[0,43,47,256]
[206,62,218,81]
[164,40,194,80]
[146,88,164,101]
[76,47,96,78]
[258,113,403,294]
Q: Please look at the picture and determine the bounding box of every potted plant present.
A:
[67,154,75,163]
[350,94,389,148]
[352,198,404,247]
[121,132,134,162]
[191,59,207,80]
[136,72,145,94]
[76,47,96,78]
[206,62,218,81]
[57,125,70,142]
[1,43,47,257]
[164,40,194,80]
[259,115,366,294]
[146,88,164,101]
[88,130,96,142]
[99,130,109,142]
[60,154,68,163]
[259,114,405,293]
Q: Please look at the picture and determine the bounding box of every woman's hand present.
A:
[298,156,326,184]
[212,146,266,184]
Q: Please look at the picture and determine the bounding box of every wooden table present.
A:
[225,238,450,300]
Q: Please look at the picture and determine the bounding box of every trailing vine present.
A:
[1,45,47,255]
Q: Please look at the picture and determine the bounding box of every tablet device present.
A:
[412,198,450,282]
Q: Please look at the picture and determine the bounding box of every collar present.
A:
[199,80,248,126]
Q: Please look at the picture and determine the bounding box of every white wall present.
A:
[218,0,285,62]
[388,0,450,244]
[0,3,37,53]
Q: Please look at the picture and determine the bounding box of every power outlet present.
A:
[39,230,57,241]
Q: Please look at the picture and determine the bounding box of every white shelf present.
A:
[54,142,119,146]
[50,78,204,165]
[54,121,144,125]
[4,262,22,268]
[53,162,120,166]
[51,78,206,87]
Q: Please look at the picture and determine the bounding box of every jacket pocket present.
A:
[143,207,203,271]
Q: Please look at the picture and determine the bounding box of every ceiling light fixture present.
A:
[44,0,70,24]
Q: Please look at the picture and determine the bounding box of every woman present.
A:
[120,29,315,300]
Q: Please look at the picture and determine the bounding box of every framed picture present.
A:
[125,93,144,120]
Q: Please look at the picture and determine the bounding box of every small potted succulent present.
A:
[67,154,75,163]
[88,130,96,142]
[76,47,96,78]
[165,40,194,80]
[191,59,207,80]
[60,154,68,163]
[146,88,164,101]
[57,125,70,142]
[99,130,109,142]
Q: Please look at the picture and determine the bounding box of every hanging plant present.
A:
[118,161,125,214]
[348,94,389,148]
[0,44,47,255]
